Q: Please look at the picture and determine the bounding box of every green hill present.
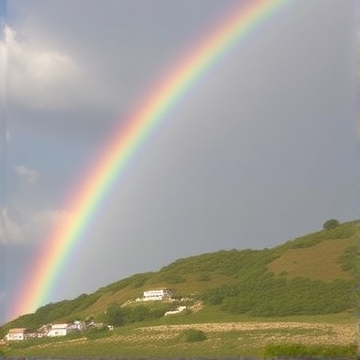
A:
[1,220,359,336]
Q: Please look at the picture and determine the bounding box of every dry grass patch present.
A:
[267,237,356,281]
[138,321,357,346]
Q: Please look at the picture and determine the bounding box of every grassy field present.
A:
[3,310,358,358]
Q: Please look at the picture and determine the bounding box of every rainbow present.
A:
[10,0,293,319]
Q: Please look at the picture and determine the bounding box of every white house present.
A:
[141,289,173,301]
[47,323,72,337]
[5,328,29,341]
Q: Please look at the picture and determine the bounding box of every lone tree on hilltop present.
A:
[323,219,340,230]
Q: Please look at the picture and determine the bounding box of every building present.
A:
[5,328,29,341]
[38,324,52,335]
[67,320,85,331]
[47,323,72,337]
[141,289,173,301]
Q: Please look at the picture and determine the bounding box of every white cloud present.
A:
[0,207,71,244]
[0,26,81,109]
[14,164,39,183]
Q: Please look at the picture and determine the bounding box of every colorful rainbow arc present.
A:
[11,0,292,319]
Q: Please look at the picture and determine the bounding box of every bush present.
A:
[105,303,124,326]
[323,219,340,230]
[339,244,359,273]
[129,305,150,322]
[182,328,207,342]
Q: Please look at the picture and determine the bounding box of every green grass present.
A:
[5,308,357,358]
[267,236,356,281]
[264,343,358,358]
[138,305,356,327]
[6,314,357,359]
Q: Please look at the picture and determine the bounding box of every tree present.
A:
[323,219,340,230]
[129,305,150,322]
[104,303,128,326]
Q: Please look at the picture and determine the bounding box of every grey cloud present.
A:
[14,164,38,183]
[0,0,357,324]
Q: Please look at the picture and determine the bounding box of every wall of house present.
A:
[142,289,173,301]
[47,328,67,337]
[6,333,25,341]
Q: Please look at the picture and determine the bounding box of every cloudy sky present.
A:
[0,0,358,325]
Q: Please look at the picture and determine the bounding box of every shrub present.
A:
[323,219,340,230]
[338,244,359,273]
[182,328,207,342]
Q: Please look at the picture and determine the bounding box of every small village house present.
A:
[5,328,30,341]
[37,324,52,335]
[47,323,73,337]
[137,289,173,301]
[67,320,85,331]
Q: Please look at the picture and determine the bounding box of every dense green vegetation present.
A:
[102,302,174,326]
[264,343,358,358]
[201,275,355,316]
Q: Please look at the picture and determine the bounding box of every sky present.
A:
[0,0,358,325]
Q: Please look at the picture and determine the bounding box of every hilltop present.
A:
[1,219,358,335]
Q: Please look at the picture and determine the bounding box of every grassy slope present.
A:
[82,222,358,318]
[3,312,357,358]
[1,221,359,357]
[4,222,359,325]
[268,236,356,281]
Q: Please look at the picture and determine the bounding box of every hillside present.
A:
[1,220,359,335]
